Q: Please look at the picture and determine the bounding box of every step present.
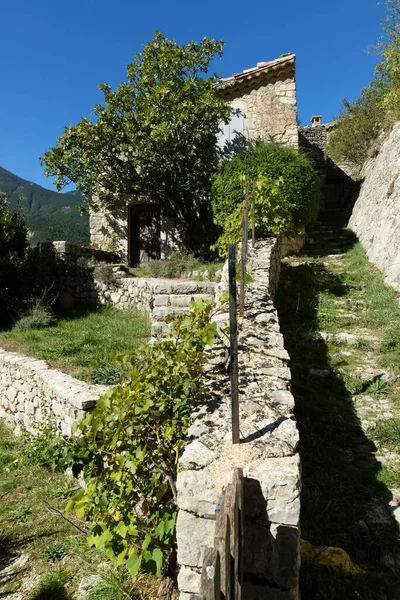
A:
[153,293,214,308]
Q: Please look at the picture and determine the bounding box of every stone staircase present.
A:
[151,280,216,337]
[305,223,358,257]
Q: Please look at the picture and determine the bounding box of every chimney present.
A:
[311,115,322,127]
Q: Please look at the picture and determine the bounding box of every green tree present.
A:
[212,142,319,253]
[41,32,230,248]
[327,1,400,169]
[0,194,34,329]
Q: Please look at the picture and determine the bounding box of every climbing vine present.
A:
[64,300,217,578]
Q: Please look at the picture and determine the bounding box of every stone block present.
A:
[176,510,215,567]
[177,566,202,594]
[179,440,215,470]
[177,468,219,515]
[270,523,300,590]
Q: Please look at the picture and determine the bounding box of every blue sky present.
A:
[0,0,384,190]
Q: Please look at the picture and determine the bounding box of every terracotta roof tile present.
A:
[217,54,295,96]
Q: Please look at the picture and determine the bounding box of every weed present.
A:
[368,418,400,451]
[42,542,68,562]
[91,364,126,385]
[19,408,66,470]
[83,565,136,600]
[47,483,80,499]
[28,567,72,600]
[9,504,32,523]
[363,378,392,399]
[13,298,55,332]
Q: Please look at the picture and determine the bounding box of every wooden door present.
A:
[129,203,161,267]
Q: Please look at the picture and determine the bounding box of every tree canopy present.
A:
[41,32,230,245]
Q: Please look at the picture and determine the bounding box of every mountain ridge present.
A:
[0,166,89,245]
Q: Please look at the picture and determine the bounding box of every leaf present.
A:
[115,521,128,539]
[152,548,163,578]
[126,550,142,578]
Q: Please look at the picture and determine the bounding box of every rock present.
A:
[176,511,215,567]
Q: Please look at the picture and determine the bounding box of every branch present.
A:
[43,499,89,535]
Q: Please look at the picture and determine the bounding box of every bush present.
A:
[326,83,387,170]
[65,300,218,578]
[0,193,38,329]
[13,300,55,331]
[19,407,66,470]
[211,142,319,252]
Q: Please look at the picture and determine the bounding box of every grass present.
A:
[0,422,159,599]
[0,306,151,383]
[129,251,224,281]
[276,225,400,599]
[0,421,105,598]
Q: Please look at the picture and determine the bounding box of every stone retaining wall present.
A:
[176,236,301,600]
[0,348,108,437]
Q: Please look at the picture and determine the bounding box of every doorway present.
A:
[129,203,161,267]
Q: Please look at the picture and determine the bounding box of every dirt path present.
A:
[276,224,400,599]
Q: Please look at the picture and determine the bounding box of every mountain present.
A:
[0,166,90,245]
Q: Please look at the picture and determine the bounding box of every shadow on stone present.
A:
[276,237,400,598]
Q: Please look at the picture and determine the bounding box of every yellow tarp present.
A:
[300,539,365,575]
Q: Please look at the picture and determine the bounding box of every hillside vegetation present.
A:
[327,0,400,171]
[0,166,89,245]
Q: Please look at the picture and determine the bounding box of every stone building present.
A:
[217,53,298,149]
[90,54,299,266]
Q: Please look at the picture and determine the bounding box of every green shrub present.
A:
[13,300,55,331]
[0,193,39,330]
[19,408,66,470]
[64,300,218,579]
[211,141,319,253]
[326,83,387,170]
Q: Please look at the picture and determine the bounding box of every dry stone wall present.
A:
[0,348,108,436]
[349,121,400,290]
[176,236,301,600]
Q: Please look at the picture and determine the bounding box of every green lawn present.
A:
[0,307,151,383]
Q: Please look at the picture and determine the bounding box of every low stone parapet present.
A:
[0,348,108,436]
[176,236,301,600]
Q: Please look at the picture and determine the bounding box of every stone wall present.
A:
[349,121,400,290]
[176,236,301,600]
[0,348,108,437]
[49,263,216,337]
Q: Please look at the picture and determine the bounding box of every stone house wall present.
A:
[176,235,301,600]
[0,347,108,437]
[218,54,298,149]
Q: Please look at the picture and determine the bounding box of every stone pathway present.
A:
[276,223,400,598]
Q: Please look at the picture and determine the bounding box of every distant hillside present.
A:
[0,166,89,245]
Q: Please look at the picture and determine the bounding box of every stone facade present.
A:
[218,54,299,148]
[176,236,301,600]
[0,348,108,437]
[89,200,179,264]
[349,121,400,290]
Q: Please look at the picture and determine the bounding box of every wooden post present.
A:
[251,182,256,248]
[214,512,231,600]
[240,187,249,318]
[228,244,239,445]
[201,548,221,600]
[233,469,244,600]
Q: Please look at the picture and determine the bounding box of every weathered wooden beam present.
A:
[201,547,221,600]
